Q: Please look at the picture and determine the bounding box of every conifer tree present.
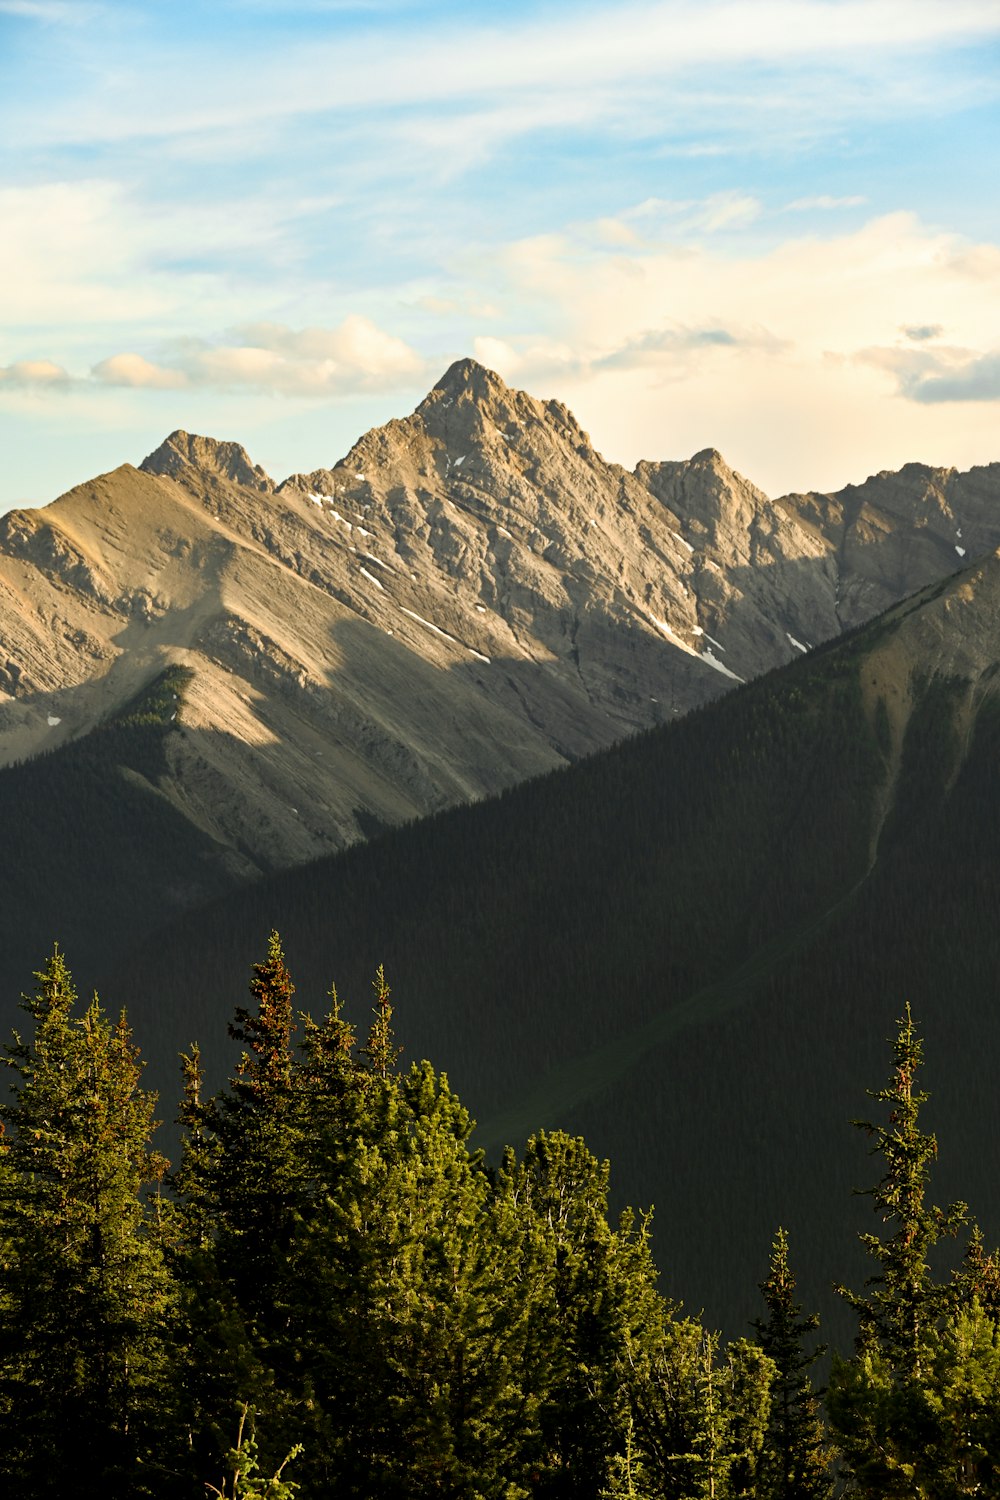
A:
[751,1229,831,1500]
[835,1004,966,1374]
[207,930,304,1319]
[498,1130,672,1499]
[170,933,306,1489]
[828,1006,973,1496]
[362,963,398,1080]
[953,1225,1000,1318]
[206,1405,303,1499]
[623,1312,773,1500]
[0,949,175,1498]
[285,1056,552,1497]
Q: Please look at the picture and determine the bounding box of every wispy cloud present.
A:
[0,1,997,509]
[0,0,103,20]
[459,209,1000,491]
[91,317,425,396]
[910,353,1000,403]
[785,194,868,211]
[596,323,786,371]
[15,0,1000,150]
[857,342,1000,404]
[90,354,187,391]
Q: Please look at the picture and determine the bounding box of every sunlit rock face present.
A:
[0,357,996,877]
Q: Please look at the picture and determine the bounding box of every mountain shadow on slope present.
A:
[8,560,1000,1348]
[88,581,1000,1344]
[0,668,244,1006]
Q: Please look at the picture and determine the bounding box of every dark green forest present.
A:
[88,608,1000,1344]
[4,580,1000,1350]
[2,933,999,1499]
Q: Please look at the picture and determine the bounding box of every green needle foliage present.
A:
[4,940,1000,1498]
[0,948,175,1498]
[206,1406,302,1499]
[751,1229,832,1500]
[836,1004,967,1371]
[828,1006,981,1497]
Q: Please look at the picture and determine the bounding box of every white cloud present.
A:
[596,323,786,369]
[466,210,1000,492]
[91,353,188,390]
[0,179,292,330]
[2,197,998,501]
[856,343,1000,404]
[90,316,425,397]
[0,0,102,19]
[471,336,582,385]
[228,316,423,375]
[688,192,763,233]
[912,353,1000,403]
[412,293,500,320]
[0,360,71,388]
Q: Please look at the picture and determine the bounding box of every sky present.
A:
[1,0,998,510]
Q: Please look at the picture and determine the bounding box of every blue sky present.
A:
[1,0,998,507]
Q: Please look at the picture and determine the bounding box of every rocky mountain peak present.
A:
[140,430,274,493]
[634,446,772,539]
[0,356,998,917]
[431,357,509,405]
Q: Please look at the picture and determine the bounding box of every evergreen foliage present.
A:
[0,949,176,1497]
[828,1007,982,1497]
[751,1230,831,1500]
[2,939,999,1498]
[835,1004,967,1371]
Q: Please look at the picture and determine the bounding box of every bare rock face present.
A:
[141,431,274,493]
[0,358,996,882]
[778,461,1000,629]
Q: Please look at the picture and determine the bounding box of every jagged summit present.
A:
[430,357,509,403]
[140,430,274,493]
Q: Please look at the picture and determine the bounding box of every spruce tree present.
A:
[0,949,175,1498]
[835,1004,966,1374]
[828,1005,972,1496]
[751,1229,831,1500]
[499,1130,673,1499]
[171,932,306,1488]
[208,930,304,1319]
[953,1225,1000,1318]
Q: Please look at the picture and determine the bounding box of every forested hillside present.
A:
[98,556,1000,1342]
[2,935,998,1498]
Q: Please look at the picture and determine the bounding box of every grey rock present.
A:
[0,359,996,881]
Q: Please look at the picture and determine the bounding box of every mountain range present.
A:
[2,358,997,892]
[2,359,999,1340]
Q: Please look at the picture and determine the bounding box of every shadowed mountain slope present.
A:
[90,546,1000,1345]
